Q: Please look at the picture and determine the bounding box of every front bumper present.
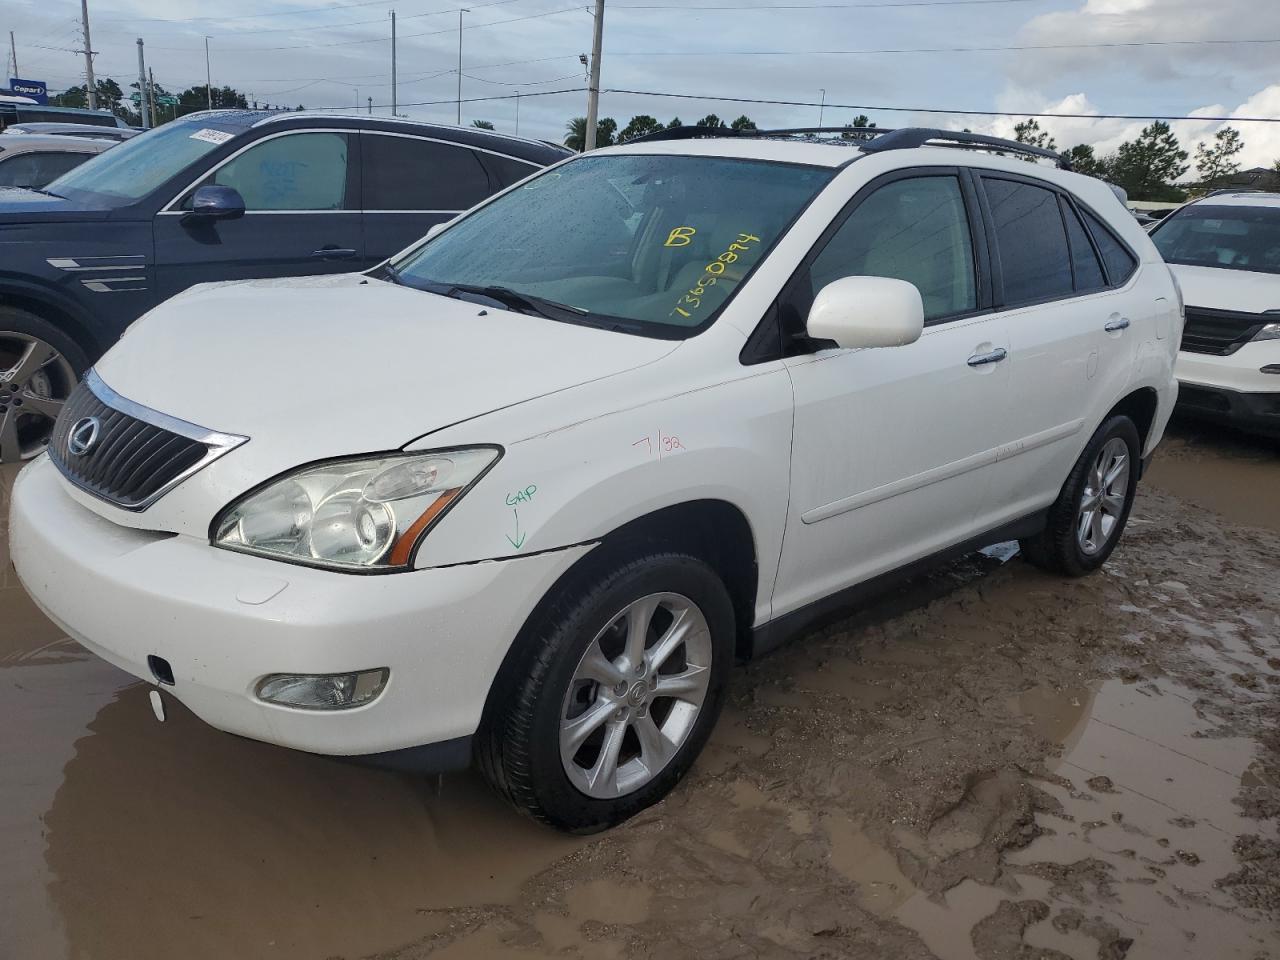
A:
[9,456,591,764]
[1176,340,1280,436]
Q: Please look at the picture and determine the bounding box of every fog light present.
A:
[255,668,389,710]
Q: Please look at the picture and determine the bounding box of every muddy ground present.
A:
[2,416,1277,960]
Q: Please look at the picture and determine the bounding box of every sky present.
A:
[3,0,1279,172]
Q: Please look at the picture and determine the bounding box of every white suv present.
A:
[1149,191,1280,437]
[9,127,1179,831]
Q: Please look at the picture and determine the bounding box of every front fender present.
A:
[410,366,795,624]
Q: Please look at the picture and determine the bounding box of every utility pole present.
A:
[818,88,825,126]
[456,8,468,125]
[149,67,157,125]
[390,10,397,117]
[80,0,97,109]
[584,0,604,150]
[515,90,520,136]
[367,96,372,115]
[135,38,149,129]
[9,31,17,77]
[204,37,212,109]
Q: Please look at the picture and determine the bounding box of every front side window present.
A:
[195,132,350,211]
[362,134,490,211]
[1151,204,1280,275]
[809,175,977,322]
[984,177,1074,305]
[392,154,834,336]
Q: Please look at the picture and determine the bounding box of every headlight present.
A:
[213,447,500,571]
[1255,322,1280,342]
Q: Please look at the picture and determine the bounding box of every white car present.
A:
[8,127,1180,831]
[1149,191,1280,437]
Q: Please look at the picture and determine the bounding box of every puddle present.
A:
[1147,422,1280,535]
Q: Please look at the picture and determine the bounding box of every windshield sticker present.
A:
[670,232,762,320]
[664,226,696,247]
[189,128,234,145]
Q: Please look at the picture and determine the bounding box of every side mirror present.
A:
[806,276,924,349]
[187,184,245,222]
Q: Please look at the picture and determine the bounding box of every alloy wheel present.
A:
[1076,436,1130,556]
[559,592,713,799]
[0,333,75,464]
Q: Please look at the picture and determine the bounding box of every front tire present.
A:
[477,551,734,833]
[0,307,88,464]
[1020,415,1141,577]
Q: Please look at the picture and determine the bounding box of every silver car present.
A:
[0,133,113,190]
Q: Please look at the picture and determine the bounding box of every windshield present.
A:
[1151,204,1280,275]
[392,154,835,336]
[45,120,245,205]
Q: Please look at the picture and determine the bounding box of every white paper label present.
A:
[189,128,234,145]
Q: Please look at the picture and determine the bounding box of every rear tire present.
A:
[0,306,88,464]
[477,551,734,833]
[1019,415,1141,577]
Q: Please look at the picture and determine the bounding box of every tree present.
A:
[666,116,682,129]
[1013,118,1057,161]
[841,114,877,140]
[619,114,662,142]
[471,119,495,130]
[51,79,131,121]
[1109,121,1189,202]
[175,85,249,116]
[693,114,726,129]
[1065,144,1110,179]
[1195,126,1244,186]
[563,116,617,151]
[730,114,756,131]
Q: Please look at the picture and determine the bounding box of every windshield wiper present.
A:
[380,261,404,285]
[448,284,589,321]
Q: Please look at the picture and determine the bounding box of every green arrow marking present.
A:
[506,508,526,550]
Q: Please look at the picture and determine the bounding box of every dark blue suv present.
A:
[0,110,568,462]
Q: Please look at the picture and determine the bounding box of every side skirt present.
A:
[749,509,1048,659]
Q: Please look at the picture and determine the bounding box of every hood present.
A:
[0,186,110,222]
[95,274,678,467]
[1169,263,1280,314]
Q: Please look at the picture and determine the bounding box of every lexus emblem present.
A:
[67,416,102,456]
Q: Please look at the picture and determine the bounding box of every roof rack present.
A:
[627,124,1073,170]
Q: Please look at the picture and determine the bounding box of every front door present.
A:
[772,170,1012,618]
[152,130,363,301]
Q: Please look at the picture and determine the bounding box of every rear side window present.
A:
[984,177,1073,305]
[1062,200,1107,292]
[0,150,92,189]
[479,153,540,189]
[363,134,490,211]
[1082,209,1138,284]
[809,175,977,322]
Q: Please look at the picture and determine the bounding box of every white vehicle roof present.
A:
[1183,191,1280,209]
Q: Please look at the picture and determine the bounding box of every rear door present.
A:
[152,130,363,300]
[975,173,1139,523]
[359,132,501,267]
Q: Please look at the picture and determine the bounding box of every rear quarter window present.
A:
[1082,209,1138,284]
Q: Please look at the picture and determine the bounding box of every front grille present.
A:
[1180,307,1268,356]
[49,370,246,511]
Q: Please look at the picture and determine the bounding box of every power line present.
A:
[612,0,1047,7]
[143,5,585,52]
[98,0,526,25]
[604,87,1280,123]
[307,85,585,109]
[605,37,1280,57]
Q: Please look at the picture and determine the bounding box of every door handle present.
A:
[967,347,1008,367]
[1104,317,1131,333]
[310,246,357,260]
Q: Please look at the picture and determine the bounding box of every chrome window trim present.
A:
[57,369,249,512]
